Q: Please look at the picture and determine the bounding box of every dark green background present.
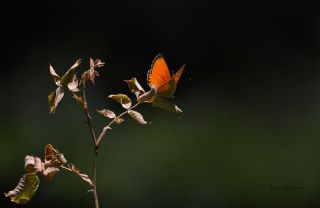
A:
[1,0,320,207]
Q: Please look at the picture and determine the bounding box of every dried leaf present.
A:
[68,163,93,187]
[42,166,60,181]
[48,91,55,113]
[67,74,80,92]
[34,157,43,173]
[125,78,145,98]
[60,59,81,86]
[25,156,43,173]
[45,144,67,164]
[128,110,148,124]
[78,173,93,187]
[151,96,183,113]
[137,88,156,103]
[97,126,112,143]
[81,58,105,86]
[93,58,105,68]
[109,94,132,109]
[73,94,87,110]
[48,87,65,114]
[4,173,40,204]
[24,156,35,173]
[114,117,124,124]
[97,109,116,119]
[49,65,61,86]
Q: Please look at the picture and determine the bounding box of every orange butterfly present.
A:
[137,54,184,113]
[147,54,185,98]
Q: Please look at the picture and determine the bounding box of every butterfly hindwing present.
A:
[173,64,185,85]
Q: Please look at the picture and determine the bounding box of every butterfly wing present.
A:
[157,64,185,97]
[173,64,185,85]
[147,54,172,89]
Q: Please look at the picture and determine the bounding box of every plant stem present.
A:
[96,102,140,145]
[83,90,100,208]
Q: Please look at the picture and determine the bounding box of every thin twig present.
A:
[82,90,100,208]
[96,102,140,145]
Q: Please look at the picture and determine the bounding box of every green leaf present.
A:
[125,78,145,98]
[4,173,40,204]
[97,109,116,119]
[128,110,148,124]
[108,94,132,109]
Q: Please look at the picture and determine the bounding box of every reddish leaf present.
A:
[81,58,105,86]
[45,144,67,164]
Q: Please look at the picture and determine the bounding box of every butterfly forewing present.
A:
[147,54,172,89]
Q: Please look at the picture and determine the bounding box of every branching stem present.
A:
[82,90,100,208]
[96,102,140,145]
[82,90,141,208]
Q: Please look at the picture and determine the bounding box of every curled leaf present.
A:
[109,94,132,109]
[48,87,65,114]
[97,126,112,145]
[125,78,145,98]
[114,117,124,124]
[49,65,61,86]
[4,173,40,204]
[128,110,148,124]
[97,109,116,119]
[25,156,43,173]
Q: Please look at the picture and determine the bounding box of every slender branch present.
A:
[82,90,100,208]
[96,102,140,145]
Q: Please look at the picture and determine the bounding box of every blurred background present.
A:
[1,0,320,207]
